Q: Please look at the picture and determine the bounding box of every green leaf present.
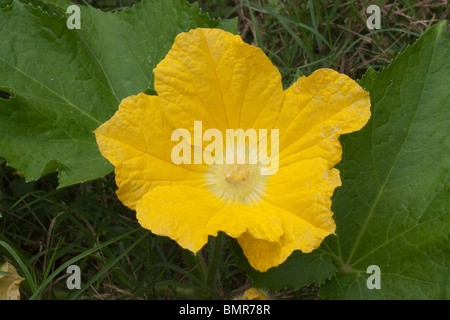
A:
[247,251,337,291]
[230,236,337,291]
[0,0,64,15]
[320,21,450,299]
[0,0,237,187]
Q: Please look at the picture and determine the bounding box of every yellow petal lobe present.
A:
[154,28,283,133]
[94,93,207,210]
[276,68,371,168]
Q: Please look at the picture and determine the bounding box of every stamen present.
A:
[222,163,250,182]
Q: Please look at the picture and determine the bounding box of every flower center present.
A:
[206,161,266,205]
[222,163,250,182]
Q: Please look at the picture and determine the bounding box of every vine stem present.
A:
[206,232,224,290]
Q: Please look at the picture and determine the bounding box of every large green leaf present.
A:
[236,248,337,292]
[320,21,450,299]
[0,0,236,187]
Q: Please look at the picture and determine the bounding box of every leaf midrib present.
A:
[341,28,440,267]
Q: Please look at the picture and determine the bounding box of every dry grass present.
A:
[198,0,448,81]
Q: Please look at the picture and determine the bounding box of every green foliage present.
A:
[320,21,450,299]
[0,0,237,188]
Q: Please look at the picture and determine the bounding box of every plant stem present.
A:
[206,232,224,290]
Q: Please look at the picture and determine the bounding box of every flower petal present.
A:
[136,185,284,253]
[238,206,332,272]
[154,28,283,133]
[0,262,24,300]
[237,158,340,272]
[276,68,371,167]
[234,288,270,300]
[94,93,207,210]
[264,158,340,234]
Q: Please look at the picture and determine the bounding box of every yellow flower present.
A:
[234,288,270,300]
[94,28,370,272]
[0,262,24,300]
